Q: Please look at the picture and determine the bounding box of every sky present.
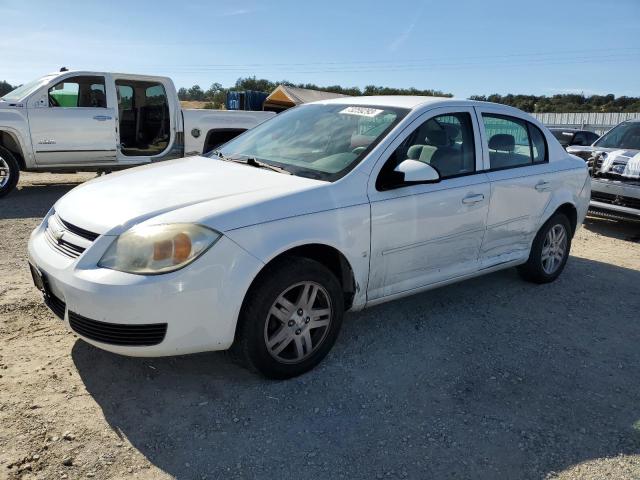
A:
[1,0,639,98]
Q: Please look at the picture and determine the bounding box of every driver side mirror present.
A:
[393,159,440,183]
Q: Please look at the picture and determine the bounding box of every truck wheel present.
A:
[517,213,572,284]
[230,257,344,379]
[0,146,20,198]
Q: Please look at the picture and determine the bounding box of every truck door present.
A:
[28,75,117,165]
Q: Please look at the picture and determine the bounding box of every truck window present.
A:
[115,80,170,157]
[48,76,106,108]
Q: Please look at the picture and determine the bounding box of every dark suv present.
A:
[549,128,599,150]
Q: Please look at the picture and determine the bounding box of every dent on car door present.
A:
[367,108,490,300]
[28,75,117,165]
[477,111,555,264]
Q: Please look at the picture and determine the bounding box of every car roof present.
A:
[309,95,484,110]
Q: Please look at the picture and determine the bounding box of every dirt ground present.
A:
[1,172,639,480]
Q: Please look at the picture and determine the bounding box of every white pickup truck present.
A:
[0,70,275,197]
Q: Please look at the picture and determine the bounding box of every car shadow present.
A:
[72,256,640,479]
[0,183,83,220]
[584,215,640,242]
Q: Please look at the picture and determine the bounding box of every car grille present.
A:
[591,191,640,210]
[58,217,99,241]
[45,291,66,320]
[68,311,168,346]
[44,214,99,259]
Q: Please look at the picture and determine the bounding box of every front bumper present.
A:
[590,178,640,217]
[27,220,263,357]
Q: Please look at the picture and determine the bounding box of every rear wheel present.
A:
[0,146,20,198]
[517,213,572,284]
[230,257,344,379]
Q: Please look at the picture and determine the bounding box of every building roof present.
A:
[264,85,349,107]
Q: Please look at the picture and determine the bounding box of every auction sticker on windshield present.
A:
[339,106,384,117]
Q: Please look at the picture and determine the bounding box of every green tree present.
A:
[0,80,16,97]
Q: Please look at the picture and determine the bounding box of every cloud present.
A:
[545,87,603,96]
[388,21,417,52]
[217,7,260,17]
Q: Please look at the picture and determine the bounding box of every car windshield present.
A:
[212,104,407,181]
[594,122,640,150]
[0,75,57,102]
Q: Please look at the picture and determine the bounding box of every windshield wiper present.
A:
[211,150,233,161]
[212,151,292,175]
[244,157,292,175]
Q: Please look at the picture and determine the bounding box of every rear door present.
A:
[475,107,555,265]
[28,74,117,165]
[367,107,490,300]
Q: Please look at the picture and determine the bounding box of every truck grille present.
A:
[68,311,168,346]
[44,214,98,259]
[591,191,640,210]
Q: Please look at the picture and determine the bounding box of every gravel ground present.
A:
[1,172,640,480]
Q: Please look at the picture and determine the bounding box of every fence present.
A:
[532,112,640,135]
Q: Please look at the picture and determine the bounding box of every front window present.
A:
[0,75,57,102]
[48,76,106,108]
[594,122,640,150]
[213,104,407,180]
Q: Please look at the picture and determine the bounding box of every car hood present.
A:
[54,156,333,235]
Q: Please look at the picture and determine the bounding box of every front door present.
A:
[367,107,490,300]
[28,75,117,165]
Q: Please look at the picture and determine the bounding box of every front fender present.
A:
[224,203,371,311]
[0,110,33,166]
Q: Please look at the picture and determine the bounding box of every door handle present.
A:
[93,115,112,121]
[535,180,551,192]
[462,194,485,205]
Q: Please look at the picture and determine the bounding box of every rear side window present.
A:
[482,114,547,169]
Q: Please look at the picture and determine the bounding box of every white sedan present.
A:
[28,96,590,378]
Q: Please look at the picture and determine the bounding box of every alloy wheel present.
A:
[0,156,10,188]
[541,224,567,274]
[263,281,332,364]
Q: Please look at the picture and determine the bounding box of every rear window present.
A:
[483,114,547,169]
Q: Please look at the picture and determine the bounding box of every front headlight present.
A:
[98,224,221,275]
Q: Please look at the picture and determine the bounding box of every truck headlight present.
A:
[98,224,221,275]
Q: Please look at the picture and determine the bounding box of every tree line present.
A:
[177,77,453,108]
[0,80,15,97]
[3,77,640,112]
[469,93,640,113]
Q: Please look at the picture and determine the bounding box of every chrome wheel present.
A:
[264,281,332,364]
[0,156,10,188]
[541,224,567,274]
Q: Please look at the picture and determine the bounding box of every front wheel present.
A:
[230,257,344,379]
[0,146,20,198]
[517,213,572,284]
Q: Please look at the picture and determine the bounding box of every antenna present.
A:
[60,67,69,72]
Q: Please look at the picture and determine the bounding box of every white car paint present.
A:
[0,70,273,170]
[28,96,590,358]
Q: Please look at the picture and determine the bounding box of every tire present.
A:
[0,146,20,199]
[517,213,572,284]
[230,257,344,379]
